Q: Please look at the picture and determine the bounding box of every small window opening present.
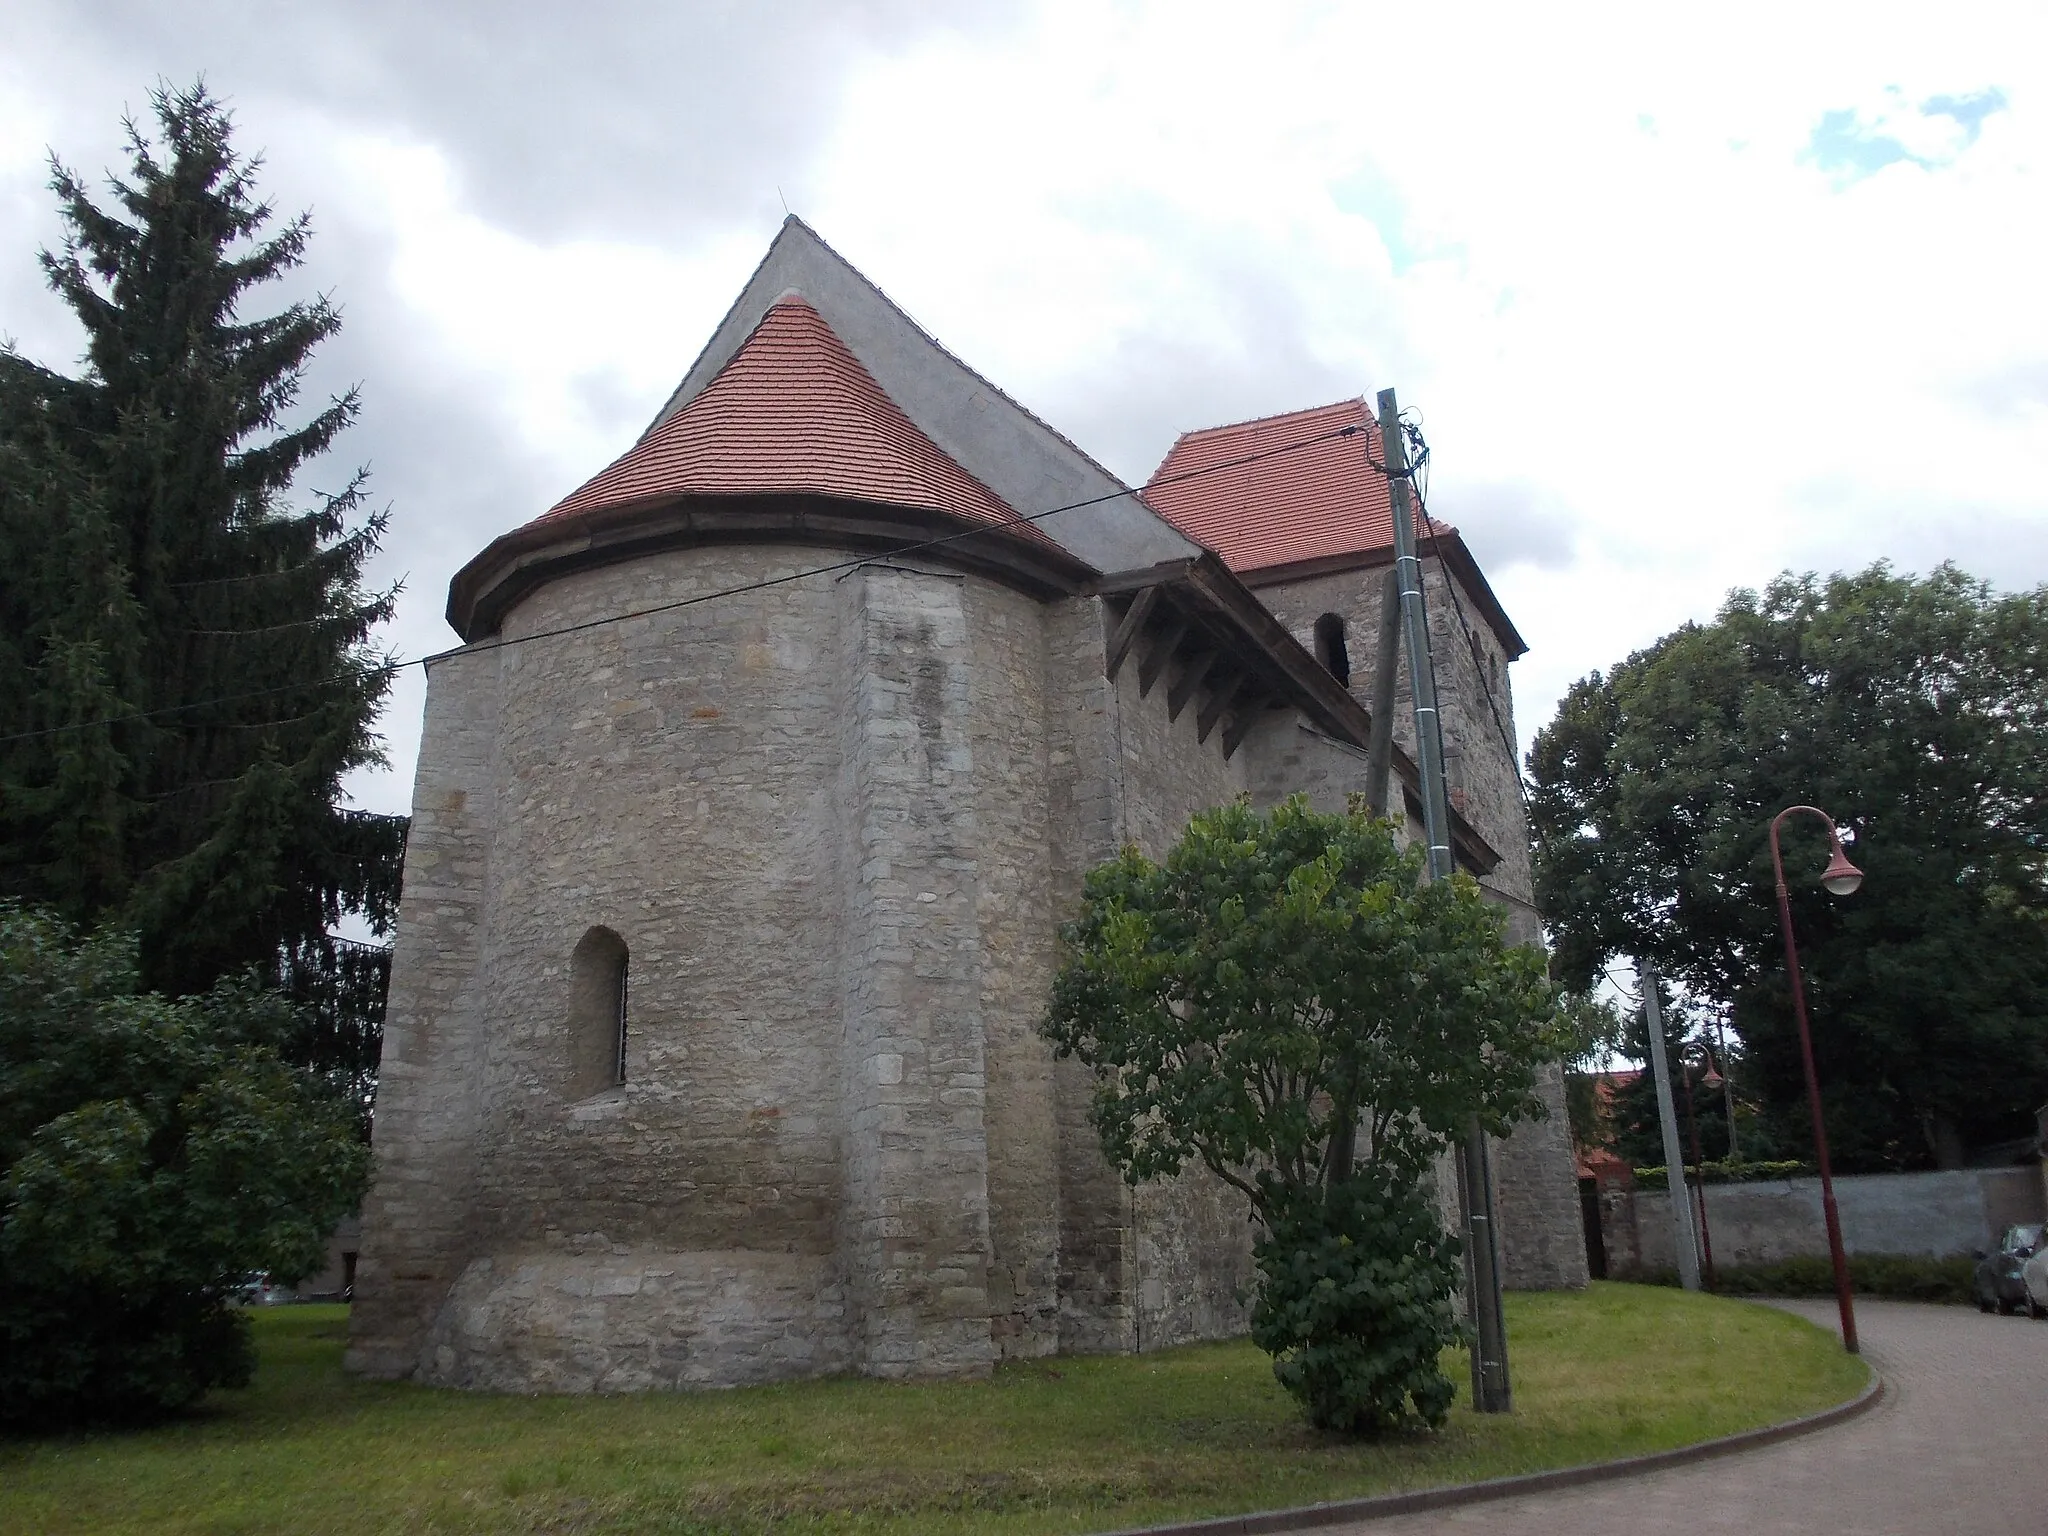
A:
[569,926,629,1099]
[1313,613,1351,688]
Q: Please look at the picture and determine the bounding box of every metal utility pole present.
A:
[1641,960,1702,1291]
[1717,1015,1738,1164]
[1379,388,1511,1414]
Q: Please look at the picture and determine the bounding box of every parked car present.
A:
[2024,1242,2048,1321]
[230,1273,296,1306]
[1974,1223,2044,1314]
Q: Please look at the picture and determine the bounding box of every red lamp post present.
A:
[1768,805,1864,1354]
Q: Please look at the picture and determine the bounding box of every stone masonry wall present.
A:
[1045,601,1265,1351]
[1042,596,1139,1355]
[964,580,1065,1361]
[346,642,503,1379]
[833,566,996,1379]
[358,546,876,1388]
[354,533,1586,1397]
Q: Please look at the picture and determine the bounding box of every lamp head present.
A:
[1821,845,1864,897]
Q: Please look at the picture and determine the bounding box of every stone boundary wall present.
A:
[1603,1166,2048,1274]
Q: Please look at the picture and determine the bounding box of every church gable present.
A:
[650,217,1201,577]
[1146,399,1396,573]
[534,298,1049,549]
[1147,398,1527,660]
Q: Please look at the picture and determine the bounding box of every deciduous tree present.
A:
[1530,563,2048,1169]
[1042,796,1562,1434]
[0,905,368,1426]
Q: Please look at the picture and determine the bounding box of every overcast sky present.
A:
[4,1,2043,821]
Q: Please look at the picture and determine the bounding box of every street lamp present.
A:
[1768,805,1864,1354]
[1679,1041,1720,1293]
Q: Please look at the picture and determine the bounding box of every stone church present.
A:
[347,218,1586,1394]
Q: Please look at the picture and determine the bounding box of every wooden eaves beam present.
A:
[1103,585,1161,681]
[1137,618,1189,697]
[1197,672,1256,745]
[1167,649,1218,722]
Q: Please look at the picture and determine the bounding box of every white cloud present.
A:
[322,131,758,483]
[3,0,2044,800]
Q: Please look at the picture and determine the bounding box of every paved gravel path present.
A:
[1330,1299,2048,1536]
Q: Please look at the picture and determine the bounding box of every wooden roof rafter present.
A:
[1092,553,1503,874]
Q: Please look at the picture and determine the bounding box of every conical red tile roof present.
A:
[530,298,1048,546]
[1145,399,1450,573]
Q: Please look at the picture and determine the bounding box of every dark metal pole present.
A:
[1717,1015,1739,1164]
[1680,1051,1716,1292]
[1379,387,1511,1414]
[1769,806,1860,1355]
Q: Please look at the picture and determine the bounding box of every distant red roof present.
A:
[1144,399,1449,574]
[530,298,1049,548]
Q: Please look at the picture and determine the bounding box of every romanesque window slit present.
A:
[1315,613,1351,688]
[569,926,630,1100]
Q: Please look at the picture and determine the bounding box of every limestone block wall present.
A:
[832,565,996,1379]
[965,581,1064,1361]
[1253,560,1528,894]
[1043,597,1140,1355]
[356,546,906,1389]
[1045,605,1264,1352]
[345,642,503,1379]
[354,532,1587,1397]
[356,547,1273,1392]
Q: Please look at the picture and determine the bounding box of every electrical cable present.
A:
[0,418,1363,746]
[1363,416,1529,811]
[1395,414,1533,813]
[420,419,1361,669]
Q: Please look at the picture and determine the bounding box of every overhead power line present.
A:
[0,419,1362,746]
[1392,414,1532,811]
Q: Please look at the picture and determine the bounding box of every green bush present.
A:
[1248,1167,1464,1435]
[1631,1252,1976,1304]
[1630,1160,1811,1191]
[1042,797,1563,1437]
[0,907,369,1427]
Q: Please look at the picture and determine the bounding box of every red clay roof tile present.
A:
[1144,398,1450,573]
[530,298,1052,549]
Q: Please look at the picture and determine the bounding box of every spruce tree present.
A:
[0,84,403,1108]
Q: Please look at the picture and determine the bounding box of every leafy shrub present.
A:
[1630,1160,1811,1191]
[1631,1253,1976,1304]
[0,907,369,1427]
[1042,798,1564,1437]
[1249,1168,1464,1435]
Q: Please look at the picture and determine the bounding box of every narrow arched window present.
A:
[568,926,629,1099]
[1313,613,1351,688]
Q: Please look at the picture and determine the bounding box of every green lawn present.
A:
[0,1283,1867,1536]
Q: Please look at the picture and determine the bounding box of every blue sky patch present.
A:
[1806,108,1912,181]
[1331,167,1443,274]
[1803,86,2007,186]
[1922,88,2008,142]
